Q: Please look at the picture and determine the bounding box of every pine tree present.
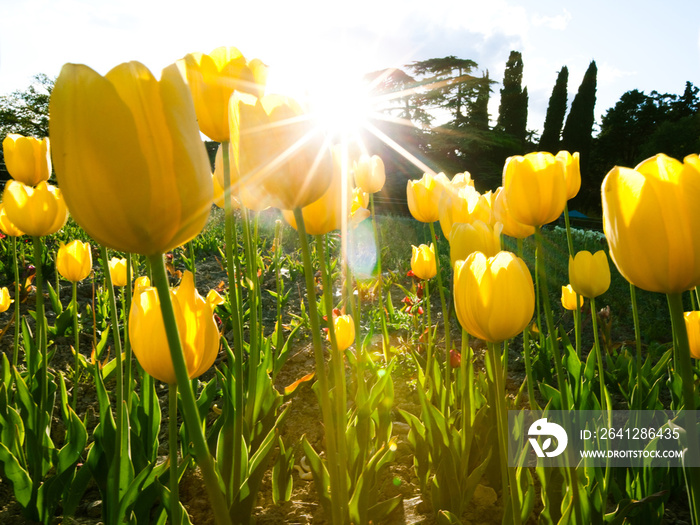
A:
[539,66,568,153]
[496,51,528,146]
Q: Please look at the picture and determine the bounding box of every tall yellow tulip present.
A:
[353,154,385,194]
[181,47,267,142]
[602,154,700,294]
[411,243,437,280]
[129,271,219,384]
[49,61,213,256]
[561,284,584,311]
[449,220,502,267]
[2,180,67,237]
[569,250,611,299]
[0,287,12,313]
[406,172,449,223]
[56,240,93,282]
[684,311,700,359]
[0,203,24,237]
[502,152,567,227]
[2,134,51,186]
[230,91,333,210]
[556,150,581,200]
[454,251,534,343]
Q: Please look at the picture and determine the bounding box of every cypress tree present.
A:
[561,61,597,166]
[496,50,528,146]
[539,66,568,153]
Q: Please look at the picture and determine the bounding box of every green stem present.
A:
[99,245,125,522]
[574,293,582,359]
[517,238,538,410]
[241,205,259,426]
[12,236,20,368]
[317,235,349,520]
[221,141,245,496]
[169,385,181,525]
[125,254,133,413]
[72,281,79,410]
[293,208,343,525]
[630,284,643,411]
[370,194,390,362]
[273,220,284,363]
[428,221,451,406]
[487,341,521,525]
[424,279,432,380]
[667,292,700,524]
[188,241,196,286]
[148,253,232,525]
[563,202,574,258]
[590,297,606,411]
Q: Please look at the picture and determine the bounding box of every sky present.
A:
[1,0,699,138]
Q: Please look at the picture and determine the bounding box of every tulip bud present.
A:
[406,172,449,223]
[108,257,130,287]
[56,240,93,283]
[2,180,68,237]
[492,187,535,239]
[569,251,611,299]
[0,287,12,313]
[353,154,386,194]
[2,134,51,186]
[454,251,534,343]
[438,186,492,240]
[683,311,700,359]
[561,284,584,311]
[556,150,581,200]
[449,220,502,267]
[329,314,355,351]
[411,243,437,280]
[502,152,567,227]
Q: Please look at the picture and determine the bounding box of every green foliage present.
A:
[495,50,528,148]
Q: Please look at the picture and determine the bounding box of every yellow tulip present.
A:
[0,203,24,237]
[213,143,271,211]
[502,152,567,227]
[683,311,700,359]
[108,257,130,287]
[438,185,492,240]
[133,275,151,295]
[2,180,67,237]
[449,220,502,267]
[330,314,355,351]
[492,187,535,239]
[49,61,213,256]
[230,91,333,210]
[561,284,584,311]
[281,145,365,234]
[569,250,611,299]
[2,134,51,186]
[454,251,535,343]
[129,271,219,384]
[0,287,12,313]
[56,240,92,282]
[406,172,449,223]
[411,243,437,280]
[206,289,225,309]
[181,47,266,142]
[353,154,385,194]
[602,154,700,294]
[556,150,581,200]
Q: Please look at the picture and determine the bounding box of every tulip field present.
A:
[0,47,698,525]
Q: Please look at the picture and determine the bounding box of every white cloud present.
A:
[532,9,572,31]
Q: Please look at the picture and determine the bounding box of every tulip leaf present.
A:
[283,371,315,396]
[0,441,33,507]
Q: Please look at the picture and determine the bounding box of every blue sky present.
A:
[1,0,699,135]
